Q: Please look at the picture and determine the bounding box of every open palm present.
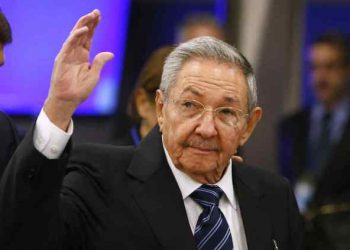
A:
[45,10,114,130]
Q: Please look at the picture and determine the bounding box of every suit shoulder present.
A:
[278,109,310,136]
[72,143,134,157]
[0,111,10,122]
[280,109,309,126]
[236,164,290,190]
[64,143,136,195]
[0,111,17,133]
[69,143,135,173]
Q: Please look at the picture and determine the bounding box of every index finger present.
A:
[70,9,100,34]
[81,13,101,50]
[59,26,89,56]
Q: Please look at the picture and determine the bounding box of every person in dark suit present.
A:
[279,33,350,249]
[0,10,302,250]
[0,111,18,177]
[279,33,350,209]
[0,10,19,178]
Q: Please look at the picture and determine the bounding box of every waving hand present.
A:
[44,9,114,130]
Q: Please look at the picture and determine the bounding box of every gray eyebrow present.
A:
[223,96,237,104]
[180,86,203,97]
[180,85,241,106]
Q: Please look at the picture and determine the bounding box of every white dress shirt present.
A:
[33,109,247,250]
[34,109,73,159]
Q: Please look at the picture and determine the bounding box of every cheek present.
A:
[162,114,194,157]
[219,128,242,156]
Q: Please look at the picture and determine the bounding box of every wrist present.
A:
[43,97,77,131]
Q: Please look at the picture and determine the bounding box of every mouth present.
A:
[184,142,220,154]
[187,147,218,156]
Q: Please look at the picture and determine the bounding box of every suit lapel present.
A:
[233,164,272,250]
[127,127,196,250]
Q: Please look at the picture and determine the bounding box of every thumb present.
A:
[91,52,114,76]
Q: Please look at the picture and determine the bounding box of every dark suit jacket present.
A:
[0,127,302,250]
[279,109,350,206]
[0,111,18,179]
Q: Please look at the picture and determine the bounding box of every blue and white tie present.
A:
[191,185,233,250]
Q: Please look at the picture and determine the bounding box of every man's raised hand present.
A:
[44,10,114,131]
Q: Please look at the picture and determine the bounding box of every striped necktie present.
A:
[191,185,233,250]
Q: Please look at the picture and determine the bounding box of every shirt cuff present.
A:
[33,109,73,159]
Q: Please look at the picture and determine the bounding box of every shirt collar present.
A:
[162,138,237,209]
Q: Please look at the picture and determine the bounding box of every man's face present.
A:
[156,58,261,183]
[310,43,350,107]
[0,43,5,66]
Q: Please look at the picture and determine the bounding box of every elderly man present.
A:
[0,10,302,250]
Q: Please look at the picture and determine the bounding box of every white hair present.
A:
[160,36,258,112]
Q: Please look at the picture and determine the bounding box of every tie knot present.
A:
[190,185,223,208]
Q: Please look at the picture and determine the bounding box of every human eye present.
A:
[181,100,200,110]
[216,108,238,126]
[178,100,201,117]
[218,108,235,117]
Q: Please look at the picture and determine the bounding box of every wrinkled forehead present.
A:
[169,58,249,106]
[175,58,246,85]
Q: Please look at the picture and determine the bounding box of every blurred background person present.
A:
[279,32,350,209]
[0,10,11,66]
[112,46,173,145]
[278,32,350,249]
[175,12,225,43]
[0,10,19,177]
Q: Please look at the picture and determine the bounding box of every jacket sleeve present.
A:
[0,112,19,179]
[0,127,72,250]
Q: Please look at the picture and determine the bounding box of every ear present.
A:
[135,88,151,119]
[239,107,263,146]
[155,90,165,131]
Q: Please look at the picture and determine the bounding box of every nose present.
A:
[194,110,218,138]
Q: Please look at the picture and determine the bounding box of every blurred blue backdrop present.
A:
[0,0,130,115]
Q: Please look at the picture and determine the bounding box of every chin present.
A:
[178,159,218,175]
